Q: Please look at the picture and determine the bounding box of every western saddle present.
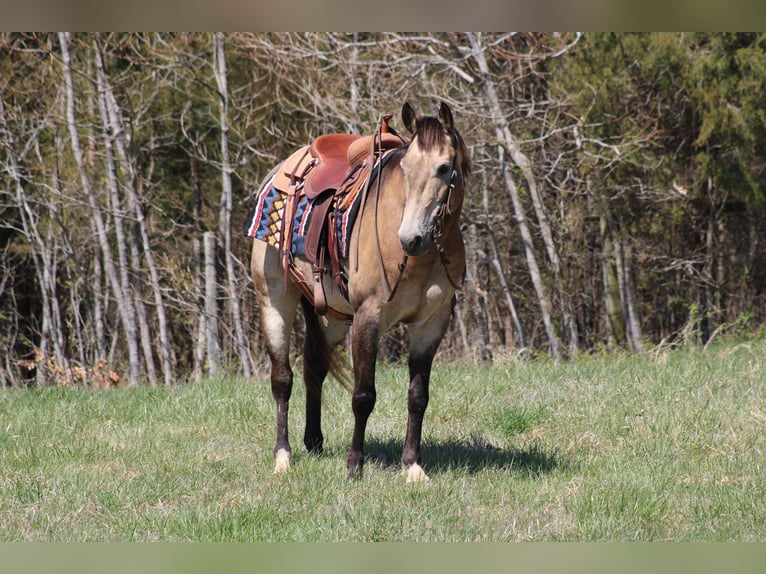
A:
[274,114,407,322]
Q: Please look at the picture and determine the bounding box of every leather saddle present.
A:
[272,115,407,321]
[272,131,404,200]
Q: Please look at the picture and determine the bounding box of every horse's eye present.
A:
[436,163,451,177]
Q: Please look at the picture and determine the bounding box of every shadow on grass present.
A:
[362,435,566,477]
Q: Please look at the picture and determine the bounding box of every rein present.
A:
[355,117,411,303]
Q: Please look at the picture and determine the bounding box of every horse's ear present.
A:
[402,102,417,134]
[438,102,454,132]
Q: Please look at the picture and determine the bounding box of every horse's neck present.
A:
[372,168,407,258]
[348,168,404,281]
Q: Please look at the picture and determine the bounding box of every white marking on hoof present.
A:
[274,449,291,474]
[405,463,431,483]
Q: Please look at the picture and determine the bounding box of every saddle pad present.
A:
[244,173,313,255]
[245,172,364,260]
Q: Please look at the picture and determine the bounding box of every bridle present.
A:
[351,119,464,304]
[382,155,463,303]
[430,164,462,291]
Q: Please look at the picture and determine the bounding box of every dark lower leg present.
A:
[303,342,327,453]
[346,318,379,479]
[402,352,433,468]
[346,383,376,478]
[270,355,293,458]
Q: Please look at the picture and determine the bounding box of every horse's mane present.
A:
[412,116,472,178]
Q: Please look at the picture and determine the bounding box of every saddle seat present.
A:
[307,134,362,198]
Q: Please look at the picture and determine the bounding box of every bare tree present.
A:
[1,93,71,385]
[59,32,142,386]
[213,33,252,378]
[204,231,220,375]
[191,155,208,381]
[463,32,565,359]
[2,32,763,386]
[94,34,174,386]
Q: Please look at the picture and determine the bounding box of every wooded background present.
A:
[2,32,765,387]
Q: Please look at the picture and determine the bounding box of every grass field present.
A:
[1,337,764,541]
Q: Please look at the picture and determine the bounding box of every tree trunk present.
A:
[701,176,723,343]
[452,302,470,358]
[91,228,107,362]
[94,35,174,386]
[94,44,158,386]
[500,147,562,358]
[204,231,220,376]
[622,242,643,352]
[213,32,251,378]
[600,213,626,348]
[191,156,207,382]
[2,93,72,385]
[486,235,527,350]
[474,243,493,363]
[347,33,361,133]
[464,188,493,362]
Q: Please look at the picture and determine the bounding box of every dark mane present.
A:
[452,127,472,177]
[413,116,447,151]
[413,116,472,178]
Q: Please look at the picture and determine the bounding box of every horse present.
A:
[249,102,471,481]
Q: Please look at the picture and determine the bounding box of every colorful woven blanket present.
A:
[244,173,364,260]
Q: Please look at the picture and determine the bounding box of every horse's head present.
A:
[397,102,470,257]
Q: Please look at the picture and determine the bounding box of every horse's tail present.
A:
[300,297,351,394]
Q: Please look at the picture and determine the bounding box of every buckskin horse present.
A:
[248,102,470,481]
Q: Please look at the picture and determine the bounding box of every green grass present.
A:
[1,338,764,541]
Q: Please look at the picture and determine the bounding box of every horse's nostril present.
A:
[400,234,424,255]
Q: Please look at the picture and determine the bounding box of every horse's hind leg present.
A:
[301,303,349,454]
[346,302,380,479]
[251,242,300,474]
[265,296,300,473]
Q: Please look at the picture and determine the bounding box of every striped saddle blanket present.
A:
[243,169,364,260]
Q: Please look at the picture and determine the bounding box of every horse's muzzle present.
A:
[399,232,431,257]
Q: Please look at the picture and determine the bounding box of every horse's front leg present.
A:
[346,305,380,479]
[402,308,451,483]
[402,350,433,483]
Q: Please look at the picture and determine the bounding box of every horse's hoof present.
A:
[273,448,291,474]
[405,463,430,483]
[304,436,324,455]
[346,455,363,480]
[346,464,363,480]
